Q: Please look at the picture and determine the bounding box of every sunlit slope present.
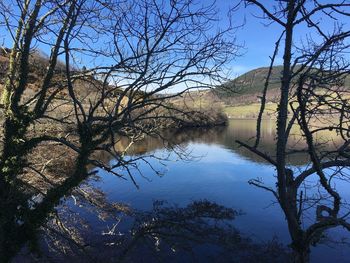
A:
[170,65,350,119]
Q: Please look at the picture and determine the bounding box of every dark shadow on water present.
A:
[13,180,290,262]
[5,119,346,262]
[121,119,321,166]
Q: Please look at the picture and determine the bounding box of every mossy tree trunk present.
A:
[0,0,75,188]
[0,1,77,259]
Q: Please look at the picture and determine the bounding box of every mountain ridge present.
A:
[213,65,350,108]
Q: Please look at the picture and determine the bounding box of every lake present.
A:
[14,119,350,262]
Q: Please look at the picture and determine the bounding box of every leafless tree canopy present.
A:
[5,0,350,261]
[0,0,237,259]
[237,1,350,262]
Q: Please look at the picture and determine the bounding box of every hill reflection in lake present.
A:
[122,119,340,166]
[14,119,350,262]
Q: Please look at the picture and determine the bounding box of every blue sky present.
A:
[1,0,350,80]
[214,0,283,76]
[213,0,350,77]
[0,0,283,77]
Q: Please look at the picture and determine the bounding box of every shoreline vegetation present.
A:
[1,1,350,262]
[0,43,229,260]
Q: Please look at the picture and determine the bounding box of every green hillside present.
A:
[220,66,350,118]
[216,66,284,97]
[216,65,350,99]
[170,65,350,119]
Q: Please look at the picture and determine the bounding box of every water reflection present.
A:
[122,119,341,166]
[10,119,350,262]
[14,182,289,262]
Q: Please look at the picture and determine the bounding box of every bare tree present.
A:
[0,0,83,190]
[0,0,82,258]
[0,0,236,259]
[236,1,350,262]
[58,0,235,178]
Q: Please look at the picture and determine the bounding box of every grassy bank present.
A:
[223,103,278,119]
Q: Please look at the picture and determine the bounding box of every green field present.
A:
[223,103,277,119]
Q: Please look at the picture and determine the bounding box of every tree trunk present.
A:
[292,246,310,263]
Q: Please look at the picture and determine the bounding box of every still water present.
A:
[15,119,350,262]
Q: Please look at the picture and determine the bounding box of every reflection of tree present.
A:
[0,0,235,259]
[125,121,330,166]
[17,184,289,262]
[224,119,343,166]
[237,1,350,262]
[7,123,302,262]
[120,126,227,156]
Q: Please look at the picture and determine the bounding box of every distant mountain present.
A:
[218,66,283,95]
[215,65,350,105]
[213,66,285,105]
